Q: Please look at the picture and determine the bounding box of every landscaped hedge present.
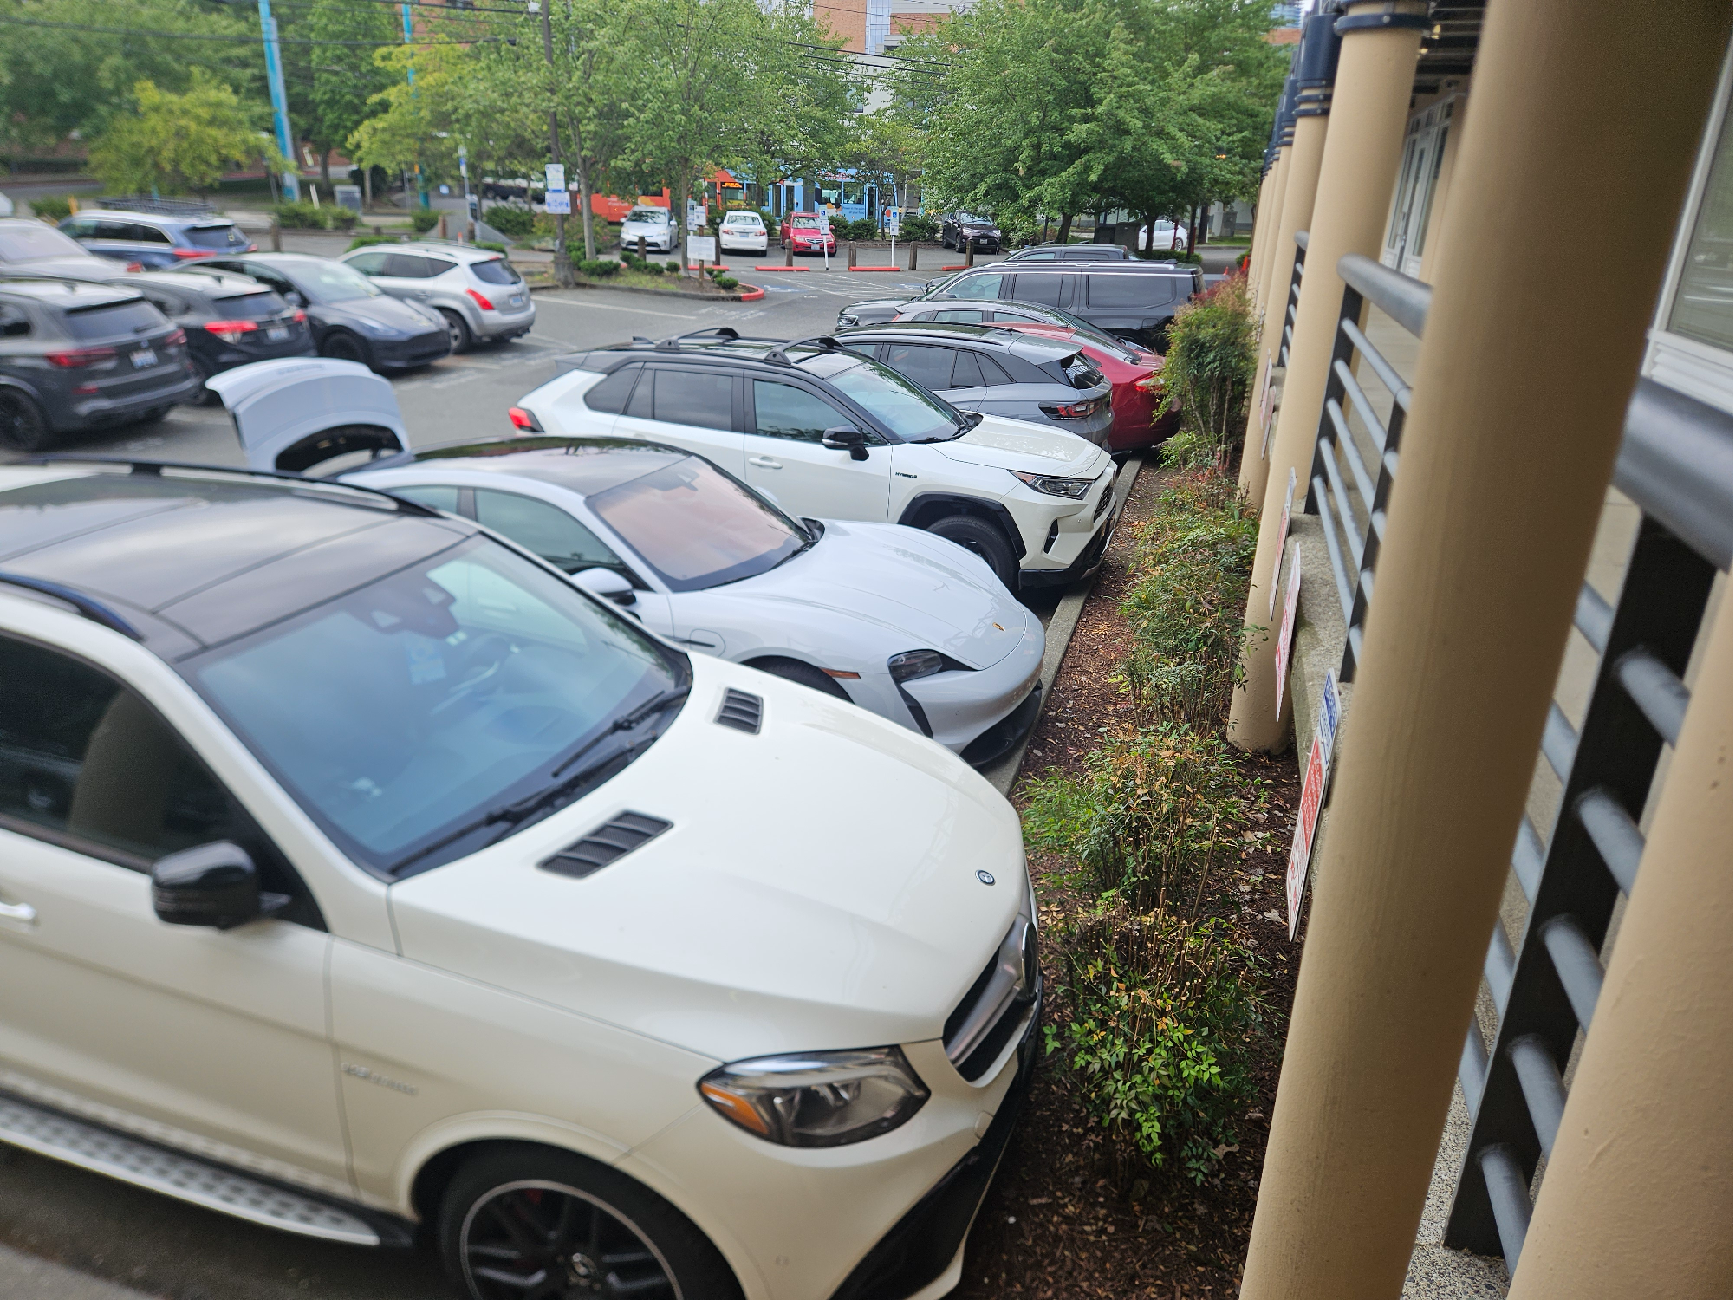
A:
[483,204,536,238]
[27,195,72,220]
[410,211,440,233]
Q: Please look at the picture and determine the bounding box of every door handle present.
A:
[0,900,37,927]
[749,456,782,469]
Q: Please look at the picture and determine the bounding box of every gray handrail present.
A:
[1337,253,1431,337]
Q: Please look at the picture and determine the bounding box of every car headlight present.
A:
[1010,470,1095,500]
[698,1047,929,1147]
[888,648,971,681]
[838,312,859,326]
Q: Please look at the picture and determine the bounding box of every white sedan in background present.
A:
[216,359,1047,766]
[719,211,769,254]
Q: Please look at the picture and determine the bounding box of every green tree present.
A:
[305,0,399,188]
[88,74,285,196]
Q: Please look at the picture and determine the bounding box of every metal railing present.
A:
[1301,252,1431,680]
[1447,376,1733,1274]
[1277,230,1308,367]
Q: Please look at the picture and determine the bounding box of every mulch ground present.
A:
[954,465,1303,1300]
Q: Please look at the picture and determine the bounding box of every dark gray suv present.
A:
[0,280,200,451]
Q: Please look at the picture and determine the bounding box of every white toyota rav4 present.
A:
[510,331,1121,593]
[0,459,1040,1300]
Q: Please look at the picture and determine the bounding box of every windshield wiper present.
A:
[389,686,688,875]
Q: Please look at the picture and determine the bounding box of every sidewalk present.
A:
[0,1245,143,1300]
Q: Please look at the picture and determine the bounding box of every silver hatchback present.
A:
[337,243,535,352]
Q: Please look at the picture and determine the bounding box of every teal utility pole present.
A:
[404,3,429,209]
[257,0,299,200]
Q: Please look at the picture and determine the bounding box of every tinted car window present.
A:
[346,250,390,275]
[883,343,958,392]
[473,489,622,576]
[1011,274,1066,307]
[213,291,289,321]
[129,223,172,245]
[1088,275,1173,308]
[390,485,460,513]
[583,364,641,414]
[64,300,167,341]
[471,258,522,285]
[185,223,249,251]
[951,352,987,388]
[94,220,133,241]
[947,273,1004,301]
[928,308,986,323]
[799,351,958,442]
[649,368,733,430]
[588,456,805,592]
[753,380,844,442]
[0,224,87,261]
[384,253,432,278]
[423,257,457,278]
[0,302,32,337]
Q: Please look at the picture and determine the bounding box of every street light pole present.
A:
[403,3,429,210]
[533,0,574,286]
[255,0,299,201]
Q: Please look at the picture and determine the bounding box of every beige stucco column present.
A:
[1239,114,1327,506]
[1229,0,1426,753]
[1237,1,1729,1296]
[1246,160,1281,313]
[1506,589,1733,1297]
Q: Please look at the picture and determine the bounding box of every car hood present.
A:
[1,255,130,282]
[387,655,1025,1062]
[324,294,441,334]
[728,520,1034,670]
[932,413,1111,476]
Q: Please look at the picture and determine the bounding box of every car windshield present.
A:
[187,537,686,876]
[588,455,809,591]
[0,223,86,262]
[291,261,384,303]
[185,223,249,250]
[724,214,761,226]
[626,208,668,223]
[999,302,1142,359]
[798,350,961,442]
[789,216,823,229]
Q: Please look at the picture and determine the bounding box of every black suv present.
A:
[0,280,200,451]
[940,213,1002,254]
[128,270,314,399]
[838,261,1202,350]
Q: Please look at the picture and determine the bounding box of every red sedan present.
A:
[778,211,837,256]
[985,321,1178,453]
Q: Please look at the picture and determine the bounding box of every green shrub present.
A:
[345,234,398,252]
[640,260,665,275]
[663,260,682,273]
[1047,906,1263,1184]
[1156,273,1257,465]
[898,212,938,242]
[714,275,739,290]
[475,241,507,254]
[28,195,72,220]
[483,204,535,238]
[272,201,326,230]
[409,210,440,233]
[580,258,621,277]
[327,208,357,231]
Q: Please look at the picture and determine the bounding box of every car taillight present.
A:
[125,262,143,273]
[466,288,495,310]
[203,319,258,342]
[46,347,118,369]
[172,248,211,260]
[164,328,186,346]
[1134,372,1164,393]
[293,310,307,324]
[1041,398,1103,419]
[508,406,542,433]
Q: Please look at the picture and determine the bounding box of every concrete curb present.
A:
[983,454,1144,796]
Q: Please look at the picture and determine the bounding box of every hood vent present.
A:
[715,688,762,734]
[540,812,671,880]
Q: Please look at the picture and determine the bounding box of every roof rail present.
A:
[0,571,143,640]
[26,456,445,518]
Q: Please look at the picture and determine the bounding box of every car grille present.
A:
[943,912,1040,1082]
[1094,476,1115,520]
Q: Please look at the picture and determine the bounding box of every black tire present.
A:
[0,388,51,452]
[926,513,1019,589]
[134,405,171,425]
[438,1147,741,1300]
[440,309,472,354]
[318,330,370,366]
[747,655,851,700]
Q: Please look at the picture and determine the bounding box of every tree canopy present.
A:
[88,73,284,195]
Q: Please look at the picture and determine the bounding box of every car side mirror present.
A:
[822,426,870,460]
[573,567,637,607]
[151,841,288,930]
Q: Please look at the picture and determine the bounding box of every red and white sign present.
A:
[1287,737,1326,937]
[1269,467,1298,619]
[1273,550,1302,716]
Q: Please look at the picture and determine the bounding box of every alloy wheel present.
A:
[460,1179,680,1300]
[0,390,49,452]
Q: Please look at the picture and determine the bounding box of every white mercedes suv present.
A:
[509,330,1122,593]
[0,459,1040,1300]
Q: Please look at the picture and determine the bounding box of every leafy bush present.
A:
[1156,273,1257,465]
[580,258,621,277]
[475,241,507,254]
[272,201,326,230]
[483,204,535,238]
[28,195,72,220]
[327,208,357,231]
[345,234,398,252]
[714,275,739,290]
[663,260,681,273]
[409,210,440,233]
[1048,906,1263,1184]
[898,212,938,242]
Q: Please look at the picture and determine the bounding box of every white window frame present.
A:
[1381,98,1456,279]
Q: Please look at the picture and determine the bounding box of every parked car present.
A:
[1002,243,1129,262]
[619,205,677,254]
[0,218,137,282]
[184,253,451,372]
[0,454,1039,1300]
[777,212,836,256]
[1137,220,1189,251]
[838,261,1203,350]
[0,279,200,451]
[719,210,769,254]
[58,210,254,268]
[940,213,1001,254]
[125,269,313,399]
[511,329,1121,592]
[336,243,534,353]
[834,322,1113,447]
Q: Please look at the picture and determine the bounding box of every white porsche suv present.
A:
[0,459,1040,1300]
[509,330,1121,592]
